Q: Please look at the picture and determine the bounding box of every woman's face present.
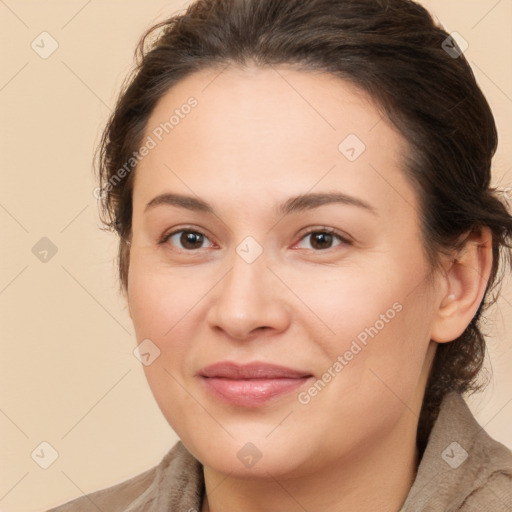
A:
[127,65,442,477]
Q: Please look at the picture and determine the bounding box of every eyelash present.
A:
[158,226,352,252]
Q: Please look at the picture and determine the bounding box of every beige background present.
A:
[1,1,511,510]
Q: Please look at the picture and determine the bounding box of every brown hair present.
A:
[95,0,512,452]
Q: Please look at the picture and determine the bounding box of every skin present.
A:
[126,64,493,512]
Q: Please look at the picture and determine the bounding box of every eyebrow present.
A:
[144,191,377,216]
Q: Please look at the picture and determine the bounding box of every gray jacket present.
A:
[46,392,512,511]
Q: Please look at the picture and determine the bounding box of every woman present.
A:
[47,0,512,510]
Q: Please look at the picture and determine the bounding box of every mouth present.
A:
[198,361,314,407]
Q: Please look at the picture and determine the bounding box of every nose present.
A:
[205,251,291,341]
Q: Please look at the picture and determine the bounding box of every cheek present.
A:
[293,264,433,398]
[127,256,202,405]
[127,252,206,341]
[127,260,204,433]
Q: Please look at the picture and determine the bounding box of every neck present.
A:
[201,409,420,512]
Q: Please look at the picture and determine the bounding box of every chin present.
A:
[183,433,310,478]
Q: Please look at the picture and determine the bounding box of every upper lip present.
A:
[199,361,312,379]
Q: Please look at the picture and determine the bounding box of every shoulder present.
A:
[45,465,157,512]
[44,441,203,512]
[446,394,512,511]
[401,392,512,512]
[458,470,512,511]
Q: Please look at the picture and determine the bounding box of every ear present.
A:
[430,226,493,343]
[121,236,132,318]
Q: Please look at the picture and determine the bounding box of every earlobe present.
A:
[430,227,493,344]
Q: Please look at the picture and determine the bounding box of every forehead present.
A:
[133,64,416,221]
[143,64,388,151]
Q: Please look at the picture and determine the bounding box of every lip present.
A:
[198,361,313,407]
[199,361,312,379]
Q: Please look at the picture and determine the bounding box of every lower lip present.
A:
[200,377,312,407]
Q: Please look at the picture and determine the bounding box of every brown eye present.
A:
[295,229,349,251]
[164,230,214,250]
